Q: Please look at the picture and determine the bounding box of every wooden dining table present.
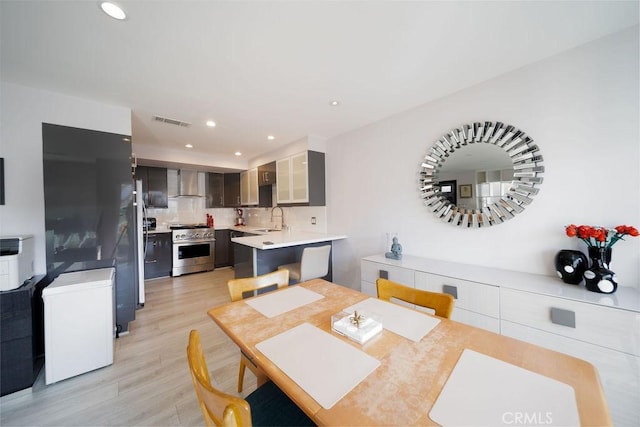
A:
[207,279,611,426]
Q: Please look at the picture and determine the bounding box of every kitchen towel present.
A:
[429,349,579,426]
[256,323,380,409]
[245,286,324,318]
[343,298,440,342]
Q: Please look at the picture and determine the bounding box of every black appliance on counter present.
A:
[170,224,215,276]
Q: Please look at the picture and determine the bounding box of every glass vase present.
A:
[584,247,617,294]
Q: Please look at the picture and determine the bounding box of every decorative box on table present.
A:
[331,311,383,344]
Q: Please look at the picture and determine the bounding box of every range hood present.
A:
[177,169,201,197]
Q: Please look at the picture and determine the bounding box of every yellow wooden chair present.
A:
[187,329,314,427]
[227,269,289,392]
[376,278,455,319]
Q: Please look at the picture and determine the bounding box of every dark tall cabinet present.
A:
[224,173,241,207]
[42,123,138,333]
[214,229,230,268]
[206,173,225,208]
[134,166,168,208]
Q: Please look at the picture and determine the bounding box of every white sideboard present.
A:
[361,254,640,426]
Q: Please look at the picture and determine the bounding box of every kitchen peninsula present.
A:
[231,227,346,279]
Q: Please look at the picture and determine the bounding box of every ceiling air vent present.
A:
[152,115,191,128]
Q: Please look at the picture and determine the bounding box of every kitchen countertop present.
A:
[231,229,347,250]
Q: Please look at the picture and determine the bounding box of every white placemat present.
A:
[256,323,381,409]
[429,349,579,426]
[245,286,324,318]
[343,298,440,342]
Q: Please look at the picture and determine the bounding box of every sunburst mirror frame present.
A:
[419,121,544,228]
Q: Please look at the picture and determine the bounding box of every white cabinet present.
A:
[276,157,292,203]
[361,255,500,332]
[275,151,326,205]
[276,152,308,203]
[361,258,414,297]
[240,168,258,205]
[360,253,640,426]
[42,268,115,385]
[415,272,500,333]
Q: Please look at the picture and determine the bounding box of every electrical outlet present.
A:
[311,216,316,225]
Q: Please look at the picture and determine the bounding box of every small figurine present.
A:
[385,236,403,260]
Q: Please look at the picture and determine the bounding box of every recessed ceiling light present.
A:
[100,2,126,20]
[267,135,275,140]
[206,120,216,127]
[329,100,340,106]
[234,152,242,156]
[185,144,193,148]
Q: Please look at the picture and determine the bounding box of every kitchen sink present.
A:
[254,228,279,232]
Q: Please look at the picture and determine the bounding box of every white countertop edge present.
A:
[232,231,347,250]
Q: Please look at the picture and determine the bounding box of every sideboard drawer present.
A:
[451,308,500,333]
[361,260,414,287]
[501,288,640,356]
[414,272,500,318]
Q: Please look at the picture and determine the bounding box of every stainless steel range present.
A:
[171,224,215,276]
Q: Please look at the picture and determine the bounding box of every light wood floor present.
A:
[0,268,258,426]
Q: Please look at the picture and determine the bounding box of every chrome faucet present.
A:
[271,206,284,230]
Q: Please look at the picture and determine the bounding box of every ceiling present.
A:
[2,1,638,162]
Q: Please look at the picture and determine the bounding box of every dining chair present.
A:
[227,269,289,392]
[376,278,455,319]
[277,244,331,283]
[187,330,314,427]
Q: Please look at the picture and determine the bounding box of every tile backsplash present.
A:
[146,197,327,233]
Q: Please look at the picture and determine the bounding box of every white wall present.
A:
[0,82,132,275]
[326,26,640,289]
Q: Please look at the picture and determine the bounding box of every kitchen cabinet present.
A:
[276,151,325,205]
[360,253,640,426]
[135,166,168,208]
[224,173,241,207]
[214,229,230,268]
[240,168,258,206]
[143,233,172,279]
[205,173,224,208]
[258,161,277,186]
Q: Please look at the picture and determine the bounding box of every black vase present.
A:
[584,247,617,294]
[554,250,588,285]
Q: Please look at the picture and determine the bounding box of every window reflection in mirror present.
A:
[437,144,513,212]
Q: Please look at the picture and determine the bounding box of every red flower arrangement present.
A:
[565,224,639,248]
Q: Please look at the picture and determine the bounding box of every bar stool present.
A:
[278,245,331,283]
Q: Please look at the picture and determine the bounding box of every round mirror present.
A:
[419,121,544,228]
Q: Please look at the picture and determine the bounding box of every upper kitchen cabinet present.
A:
[205,173,224,208]
[240,168,258,206]
[224,173,241,207]
[135,166,168,208]
[276,151,325,205]
[258,161,277,186]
